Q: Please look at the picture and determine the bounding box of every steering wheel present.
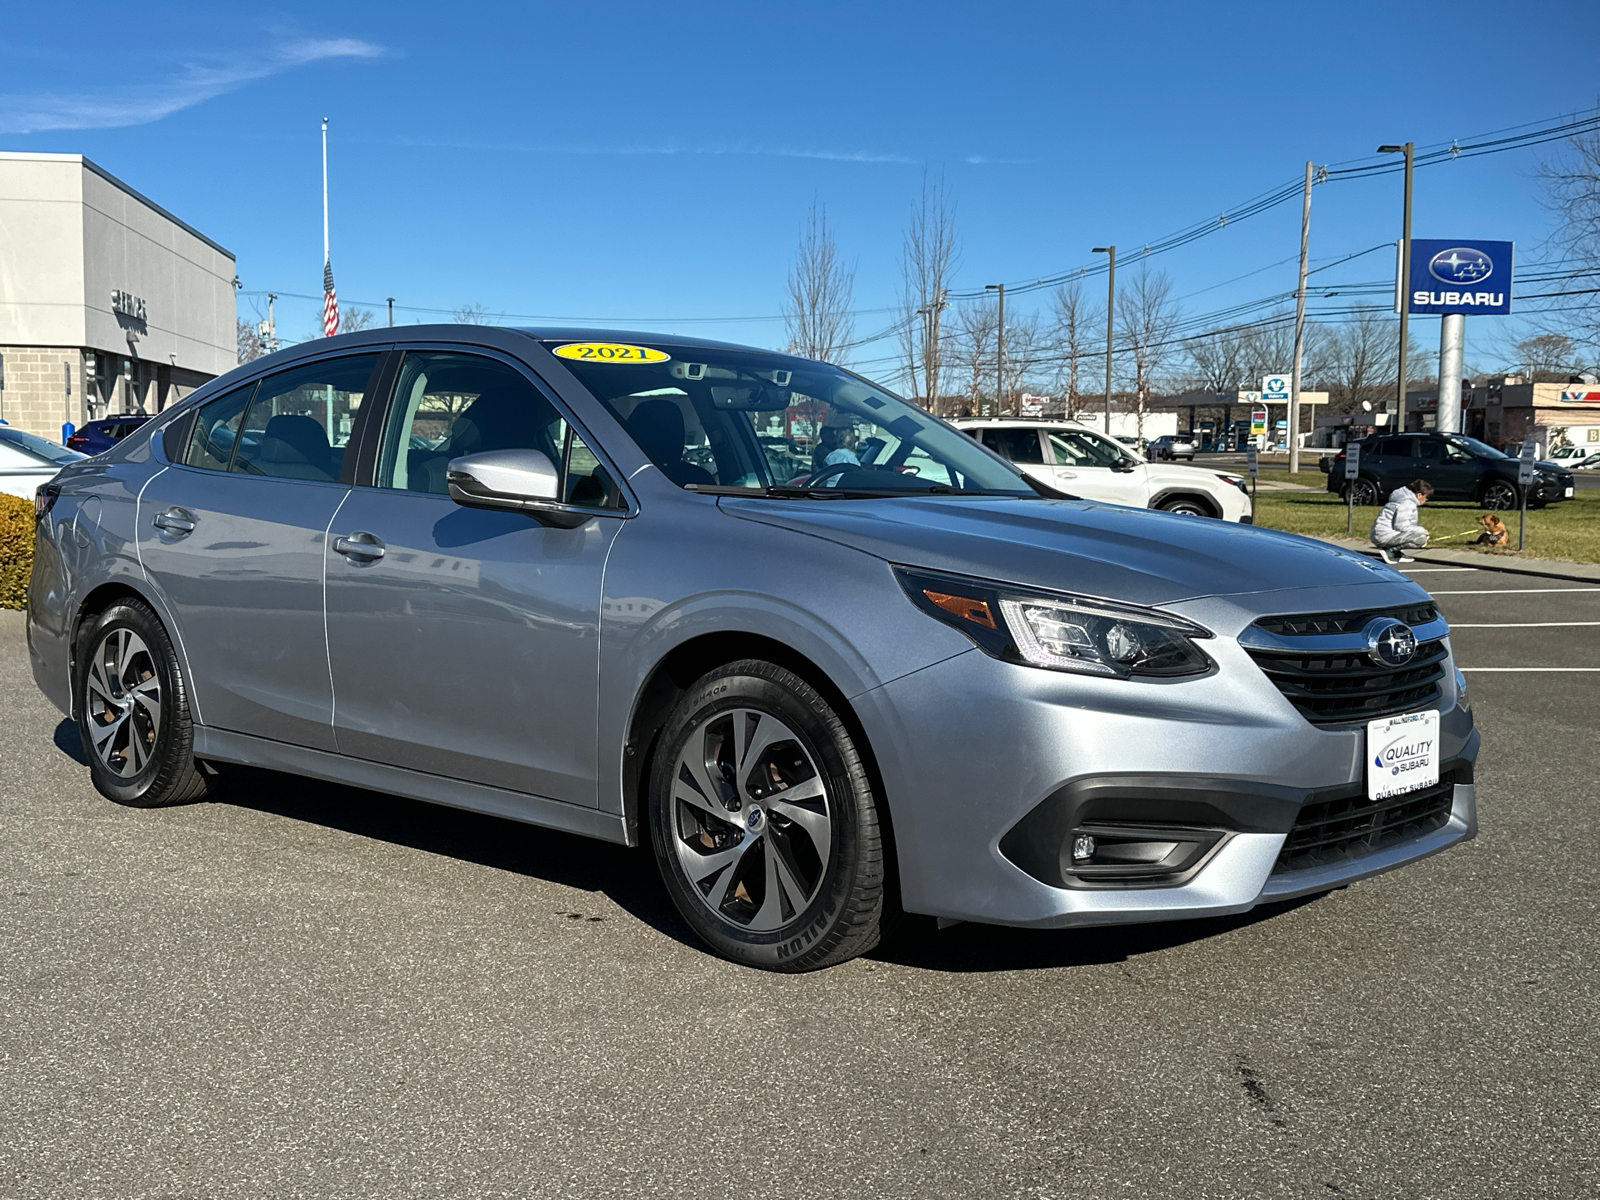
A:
[791,462,859,488]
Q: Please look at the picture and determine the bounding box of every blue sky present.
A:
[5,0,1597,377]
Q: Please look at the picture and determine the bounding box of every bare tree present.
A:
[341,306,377,333]
[237,319,267,364]
[1538,113,1600,366]
[1517,332,1578,380]
[1049,281,1101,418]
[953,298,998,417]
[1183,324,1252,393]
[897,173,959,409]
[1326,305,1417,413]
[453,303,491,324]
[783,202,856,365]
[1001,312,1045,414]
[1115,266,1179,440]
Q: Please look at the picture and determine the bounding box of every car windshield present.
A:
[0,426,86,465]
[548,341,1037,496]
[1444,434,1508,460]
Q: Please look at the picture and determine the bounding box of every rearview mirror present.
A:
[709,386,791,411]
[447,449,589,528]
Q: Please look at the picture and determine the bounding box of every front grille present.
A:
[1254,602,1438,637]
[1273,773,1458,874]
[1244,604,1447,727]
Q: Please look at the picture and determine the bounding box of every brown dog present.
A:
[1474,513,1508,545]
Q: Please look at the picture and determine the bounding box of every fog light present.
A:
[1072,834,1096,861]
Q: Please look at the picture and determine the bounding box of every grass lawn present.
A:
[1251,484,1600,565]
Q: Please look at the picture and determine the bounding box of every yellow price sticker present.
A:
[552,342,671,364]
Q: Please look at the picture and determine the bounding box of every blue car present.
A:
[66,415,151,456]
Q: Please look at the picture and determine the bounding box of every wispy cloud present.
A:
[363,133,921,165]
[0,38,384,134]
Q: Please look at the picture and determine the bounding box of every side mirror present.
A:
[447,449,589,528]
[1111,459,1138,473]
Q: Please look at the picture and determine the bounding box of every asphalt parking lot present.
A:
[1,573,1596,1200]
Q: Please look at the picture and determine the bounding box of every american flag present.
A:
[322,260,340,337]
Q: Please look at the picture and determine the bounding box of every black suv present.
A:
[1324,432,1575,509]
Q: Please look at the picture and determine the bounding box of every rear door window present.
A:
[980,428,1044,464]
[1375,438,1413,458]
[231,355,380,482]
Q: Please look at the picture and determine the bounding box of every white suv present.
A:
[954,418,1252,522]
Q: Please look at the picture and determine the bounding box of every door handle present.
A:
[153,509,196,534]
[334,533,386,560]
[1056,470,1078,480]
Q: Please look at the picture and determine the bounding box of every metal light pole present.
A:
[985,284,1005,416]
[1093,246,1116,436]
[1378,142,1414,415]
[1289,162,1314,473]
[1437,314,1464,435]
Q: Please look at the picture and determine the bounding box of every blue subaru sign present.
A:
[1406,239,1513,315]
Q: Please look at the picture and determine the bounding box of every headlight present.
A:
[894,567,1214,679]
[1214,472,1248,494]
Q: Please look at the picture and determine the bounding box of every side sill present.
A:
[193,727,629,846]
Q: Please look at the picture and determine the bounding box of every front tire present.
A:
[1480,480,1519,510]
[76,599,211,808]
[648,661,888,971]
[1158,497,1213,517]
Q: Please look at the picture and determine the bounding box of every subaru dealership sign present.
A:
[1406,239,1513,315]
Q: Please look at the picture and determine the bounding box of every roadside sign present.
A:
[1261,375,1290,401]
[1020,393,1048,417]
[1245,445,1258,477]
[1517,440,1536,486]
[1406,239,1514,316]
[1250,410,1267,435]
[1345,442,1360,534]
[1344,442,1361,481]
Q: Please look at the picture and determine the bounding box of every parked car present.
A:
[955,418,1251,521]
[1548,444,1594,465]
[1572,451,1600,471]
[66,415,152,456]
[1149,433,1198,462]
[0,424,87,499]
[28,326,1477,970]
[1324,432,1575,509]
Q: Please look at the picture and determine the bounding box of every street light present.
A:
[1092,246,1116,436]
[1378,142,1414,416]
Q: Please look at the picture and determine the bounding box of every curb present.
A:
[1310,535,1600,586]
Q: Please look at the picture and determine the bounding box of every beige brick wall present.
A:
[0,346,80,442]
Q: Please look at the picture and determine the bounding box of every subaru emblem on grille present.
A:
[1368,619,1418,668]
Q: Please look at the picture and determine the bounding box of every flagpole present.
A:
[321,117,330,269]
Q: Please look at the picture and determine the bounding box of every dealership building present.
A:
[0,152,236,441]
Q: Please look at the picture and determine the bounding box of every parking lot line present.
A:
[1428,587,1600,595]
[1449,621,1600,627]
[1400,568,1476,573]
[1457,667,1600,672]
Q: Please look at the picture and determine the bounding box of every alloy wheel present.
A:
[1349,478,1378,506]
[85,628,162,778]
[669,708,832,932]
[1482,481,1518,510]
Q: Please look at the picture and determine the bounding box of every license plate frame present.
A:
[1367,710,1440,802]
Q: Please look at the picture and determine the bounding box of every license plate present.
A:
[1566,486,1575,498]
[1367,710,1440,801]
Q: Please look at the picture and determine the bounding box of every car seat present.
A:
[626,399,716,487]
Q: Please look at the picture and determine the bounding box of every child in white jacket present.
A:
[1370,479,1433,564]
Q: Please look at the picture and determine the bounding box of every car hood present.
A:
[720,495,1420,607]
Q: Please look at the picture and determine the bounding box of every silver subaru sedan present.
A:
[26,327,1478,970]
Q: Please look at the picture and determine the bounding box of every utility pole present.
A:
[1289,162,1314,473]
[387,297,395,328]
[1379,142,1415,414]
[1093,246,1116,436]
[985,283,1005,416]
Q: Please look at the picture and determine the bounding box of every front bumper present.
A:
[852,619,1478,929]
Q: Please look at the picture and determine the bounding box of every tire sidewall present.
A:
[76,601,187,805]
[648,665,876,970]
[1481,480,1518,510]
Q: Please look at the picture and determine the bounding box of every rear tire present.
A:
[1345,477,1380,506]
[76,599,211,808]
[647,660,888,972]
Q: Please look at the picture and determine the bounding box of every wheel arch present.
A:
[69,581,188,720]
[621,631,900,902]
[1150,488,1222,518]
